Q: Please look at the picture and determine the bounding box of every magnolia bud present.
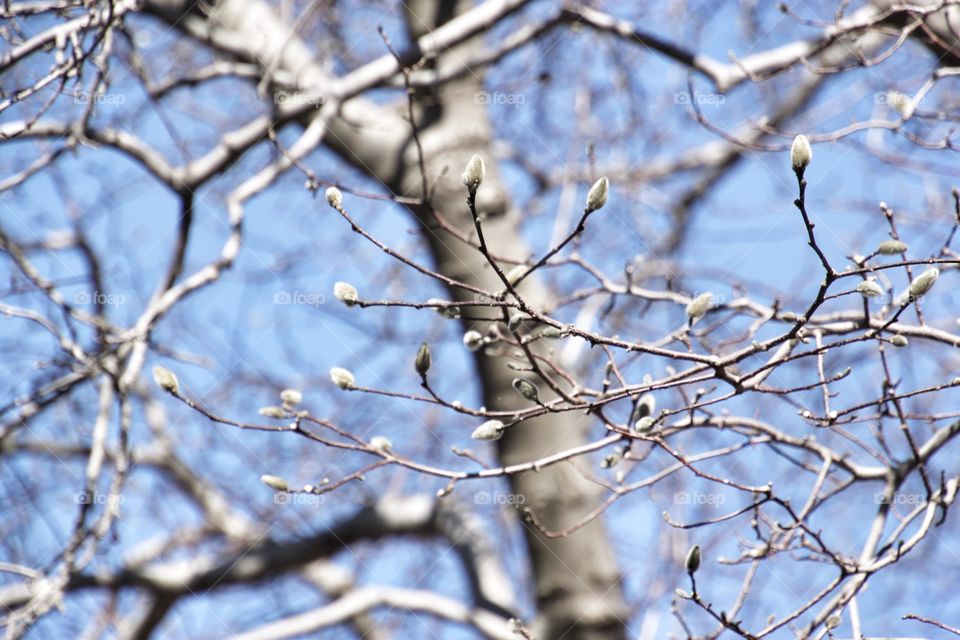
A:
[259,406,286,419]
[462,154,485,191]
[790,135,812,172]
[152,366,179,394]
[333,281,359,306]
[369,436,392,452]
[506,264,527,286]
[329,367,355,389]
[908,267,939,298]
[630,393,656,423]
[261,474,289,492]
[507,313,524,332]
[415,342,431,377]
[586,176,609,211]
[890,334,908,348]
[512,377,540,402]
[325,186,343,209]
[876,239,908,255]
[856,280,884,298]
[280,389,302,405]
[472,419,505,441]
[685,544,701,573]
[634,416,655,432]
[686,292,713,322]
[463,330,484,352]
[427,298,460,319]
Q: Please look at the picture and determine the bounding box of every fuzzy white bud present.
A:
[876,239,908,255]
[908,267,939,298]
[471,419,505,441]
[790,135,812,172]
[259,406,286,419]
[280,389,302,405]
[462,154,485,191]
[152,366,180,394]
[890,334,909,348]
[586,176,609,211]
[329,367,355,389]
[634,416,655,432]
[512,377,540,402]
[325,186,343,209]
[260,474,289,492]
[856,280,884,298]
[506,264,527,286]
[333,281,359,306]
[686,292,714,321]
[369,436,392,452]
[463,330,485,352]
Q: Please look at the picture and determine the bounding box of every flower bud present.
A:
[686,292,713,322]
[260,474,289,492]
[415,342,431,377]
[329,367,355,389]
[280,389,302,405]
[685,544,701,573]
[856,280,884,298]
[152,366,179,394]
[325,186,343,209]
[506,264,527,286]
[630,393,656,423]
[586,176,609,211]
[463,330,484,352]
[634,416,655,432]
[908,267,939,298]
[512,377,540,402]
[462,154,485,191]
[333,281,359,306]
[370,436,392,452]
[472,419,505,441]
[259,406,286,419]
[890,334,908,348]
[507,313,524,332]
[876,239,908,255]
[790,135,812,173]
[427,298,460,319]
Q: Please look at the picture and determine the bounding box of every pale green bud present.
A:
[512,377,540,402]
[856,280,884,298]
[790,134,812,172]
[634,416,655,432]
[415,342,431,377]
[506,264,527,286]
[876,239,908,255]
[261,474,289,492]
[463,330,484,352]
[908,268,939,298]
[329,367,355,389]
[427,298,460,319]
[890,334,908,348]
[152,366,179,394]
[586,176,609,211]
[686,292,713,321]
[471,419,505,441]
[259,406,286,419]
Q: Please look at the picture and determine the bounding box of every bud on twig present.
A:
[280,389,302,405]
[415,342,431,377]
[259,406,286,419]
[908,267,939,298]
[472,419,505,441]
[330,367,355,389]
[334,281,359,306]
[152,366,180,394]
[856,280,884,298]
[463,330,484,352]
[261,474,289,492]
[586,176,609,211]
[685,544,701,574]
[686,292,713,323]
[325,186,343,209]
[370,436,392,453]
[876,239,907,255]
[462,154,485,193]
[890,334,908,348]
[512,377,541,402]
[790,135,812,173]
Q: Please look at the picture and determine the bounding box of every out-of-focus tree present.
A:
[2,1,960,638]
